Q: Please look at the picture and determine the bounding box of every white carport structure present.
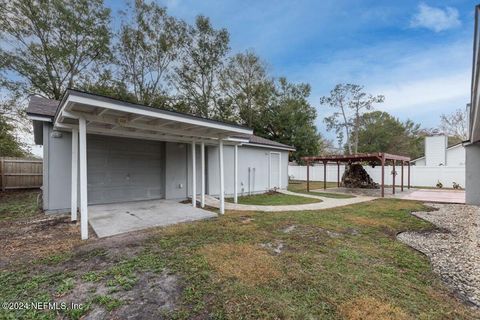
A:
[55,89,252,239]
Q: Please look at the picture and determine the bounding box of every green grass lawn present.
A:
[1,191,478,319]
[288,180,355,199]
[226,191,321,205]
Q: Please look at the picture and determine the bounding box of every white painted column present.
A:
[201,142,205,208]
[79,117,89,240]
[71,128,78,222]
[219,139,225,214]
[191,140,196,207]
[233,144,238,204]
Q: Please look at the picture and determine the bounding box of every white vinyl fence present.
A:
[288,165,465,188]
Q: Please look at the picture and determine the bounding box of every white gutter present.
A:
[242,142,295,152]
[28,115,52,122]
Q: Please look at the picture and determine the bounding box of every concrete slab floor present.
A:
[323,187,465,204]
[88,199,217,238]
[399,189,465,204]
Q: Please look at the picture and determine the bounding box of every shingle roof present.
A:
[26,96,59,118]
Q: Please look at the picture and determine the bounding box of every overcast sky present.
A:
[105,0,477,142]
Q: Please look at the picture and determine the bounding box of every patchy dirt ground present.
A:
[0,190,85,268]
[0,214,82,268]
[1,211,182,319]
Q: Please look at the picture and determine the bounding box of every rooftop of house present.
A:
[27,93,295,151]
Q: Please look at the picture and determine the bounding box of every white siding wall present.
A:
[413,158,426,166]
[446,145,466,166]
[425,135,447,166]
[208,145,289,197]
[288,164,465,189]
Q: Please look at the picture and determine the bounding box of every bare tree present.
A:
[320,84,384,154]
[219,50,271,126]
[439,107,468,140]
[172,16,230,118]
[115,0,187,107]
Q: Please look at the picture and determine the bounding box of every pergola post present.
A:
[79,117,88,240]
[401,160,404,192]
[323,161,327,190]
[337,161,340,187]
[233,144,238,204]
[200,142,205,208]
[191,140,196,207]
[392,160,396,195]
[306,160,310,192]
[71,128,78,222]
[219,139,225,214]
[408,161,411,189]
[381,154,385,198]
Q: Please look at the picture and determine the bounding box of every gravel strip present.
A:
[397,203,480,308]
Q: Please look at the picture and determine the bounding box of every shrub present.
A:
[452,182,462,190]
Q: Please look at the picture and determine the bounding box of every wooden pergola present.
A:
[301,153,411,197]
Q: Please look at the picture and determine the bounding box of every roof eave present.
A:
[27,113,53,122]
[243,142,296,151]
[56,89,253,134]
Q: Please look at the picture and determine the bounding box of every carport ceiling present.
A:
[54,89,253,145]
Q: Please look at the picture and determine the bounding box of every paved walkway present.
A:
[203,190,374,212]
[322,187,465,204]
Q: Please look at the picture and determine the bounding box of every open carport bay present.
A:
[88,199,217,238]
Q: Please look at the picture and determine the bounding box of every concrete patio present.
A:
[398,189,465,204]
[322,187,465,204]
[88,199,217,238]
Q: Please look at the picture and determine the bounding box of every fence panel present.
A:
[0,157,43,190]
[288,165,465,188]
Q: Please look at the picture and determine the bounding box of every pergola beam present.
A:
[302,152,410,163]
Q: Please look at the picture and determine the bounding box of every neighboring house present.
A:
[27,89,294,239]
[466,5,480,205]
[411,135,465,166]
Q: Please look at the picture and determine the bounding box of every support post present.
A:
[392,160,396,195]
[191,140,196,207]
[401,161,404,192]
[323,161,327,190]
[71,128,78,222]
[201,142,205,208]
[337,161,340,187]
[1,158,5,191]
[233,144,238,204]
[408,161,411,189]
[381,154,385,198]
[219,139,225,214]
[306,160,310,192]
[79,117,88,240]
